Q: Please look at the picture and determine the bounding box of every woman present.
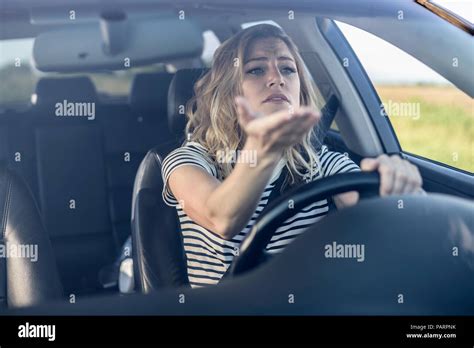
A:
[162,24,423,288]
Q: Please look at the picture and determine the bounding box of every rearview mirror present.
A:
[33,14,203,72]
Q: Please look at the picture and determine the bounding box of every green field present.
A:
[376,85,473,173]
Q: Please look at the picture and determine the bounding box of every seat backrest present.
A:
[0,166,63,309]
[131,147,189,291]
[0,110,39,204]
[132,68,207,292]
[100,72,175,249]
[32,77,116,294]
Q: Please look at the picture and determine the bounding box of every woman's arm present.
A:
[168,97,320,240]
[169,140,281,240]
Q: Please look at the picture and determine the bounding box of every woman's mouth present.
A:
[266,98,288,104]
[263,94,290,104]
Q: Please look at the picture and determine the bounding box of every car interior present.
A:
[0,0,473,316]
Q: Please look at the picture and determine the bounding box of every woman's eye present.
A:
[246,66,296,76]
[246,67,264,75]
[281,66,296,74]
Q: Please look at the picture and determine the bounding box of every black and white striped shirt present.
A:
[162,141,360,288]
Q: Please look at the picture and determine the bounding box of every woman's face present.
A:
[241,37,300,116]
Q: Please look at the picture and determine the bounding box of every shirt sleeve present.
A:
[161,143,217,207]
[319,145,361,177]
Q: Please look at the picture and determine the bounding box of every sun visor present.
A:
[33,14,203,72]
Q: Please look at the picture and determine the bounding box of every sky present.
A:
[0,0,472,84]
[336,0,473,84]
[335,21,449,84]
[433,0,473,22]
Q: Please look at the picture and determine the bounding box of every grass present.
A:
[375,85,473,173]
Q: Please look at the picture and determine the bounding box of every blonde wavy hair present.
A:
[185,23,324,190]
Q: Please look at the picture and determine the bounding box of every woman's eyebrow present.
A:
[244,56,295,64]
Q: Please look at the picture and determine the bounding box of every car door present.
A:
[317,14,473,200]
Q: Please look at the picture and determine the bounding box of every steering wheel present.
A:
[226,171,381,277]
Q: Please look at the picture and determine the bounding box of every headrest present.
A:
[34,77,97,114]
[167,68,209,137]
[129,72,173,122]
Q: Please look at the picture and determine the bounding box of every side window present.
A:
[336,21,473,173]
[200,30,221,67]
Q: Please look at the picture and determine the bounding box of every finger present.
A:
[391,166,407,195]
[360,157,379,171]
[390,156,408,195]
[301,111,321,130]
[267,108,318,134]
[293,106,320,120]
[401,160,417,194]
[412,163,423,191]
[275,115,319,144]
[275,118,316,145]
[377,155,395,196]
[286,109,320,132]
[406,162,423,194]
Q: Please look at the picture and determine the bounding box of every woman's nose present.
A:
[266,68,284,88]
